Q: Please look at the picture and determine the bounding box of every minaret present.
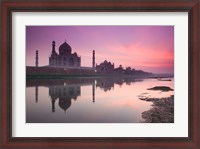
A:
[35,86,38,103]
[92,50,95,68]
[52,41,56,54]
[92,83,95,103]
[52,99,55,113]
[35,50,38,67]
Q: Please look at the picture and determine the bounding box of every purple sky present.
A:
[26,26,174,74]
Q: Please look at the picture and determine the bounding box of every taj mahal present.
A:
[29,40,96,75]
[49,40,81,67]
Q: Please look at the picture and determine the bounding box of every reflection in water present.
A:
[26,77,174,123]
[30,78,137,112]
[49,85,81,113]
[92,84,95,103]
[35,86,38,103]
[96,78,114,92]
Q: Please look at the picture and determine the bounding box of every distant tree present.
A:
[132,68,136,71]
[125,67,132,75]
[114,64,124,74]
[126,67,131,71]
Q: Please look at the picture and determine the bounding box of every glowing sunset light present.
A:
[26,26,174,74]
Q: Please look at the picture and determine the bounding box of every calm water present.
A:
[26,77,174,123]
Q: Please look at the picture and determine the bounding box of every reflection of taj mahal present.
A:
[49,85,81,112]
[31,78,138,114]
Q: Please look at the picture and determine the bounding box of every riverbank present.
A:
[139,95,174,123]
[26,74,151,79]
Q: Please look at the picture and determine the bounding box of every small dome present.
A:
[58,98,71,111]
[59,41,72,55]
[104,60,108,63]
[74,52,77,56]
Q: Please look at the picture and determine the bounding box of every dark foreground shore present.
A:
[139,95,174,123]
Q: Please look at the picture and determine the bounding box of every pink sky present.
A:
[26,26,174,74]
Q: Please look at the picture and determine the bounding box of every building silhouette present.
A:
[96,60,114,73]
[28,40,152,76]
[92,50,95,68]
[49,40,81,67]
[35,50,38,67]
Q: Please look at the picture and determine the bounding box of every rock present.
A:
[147,86,174,92]
[140,96,174,123]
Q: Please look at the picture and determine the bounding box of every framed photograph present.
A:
[1,0,199,148]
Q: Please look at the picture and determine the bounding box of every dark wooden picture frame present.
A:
[1,0,199,148]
